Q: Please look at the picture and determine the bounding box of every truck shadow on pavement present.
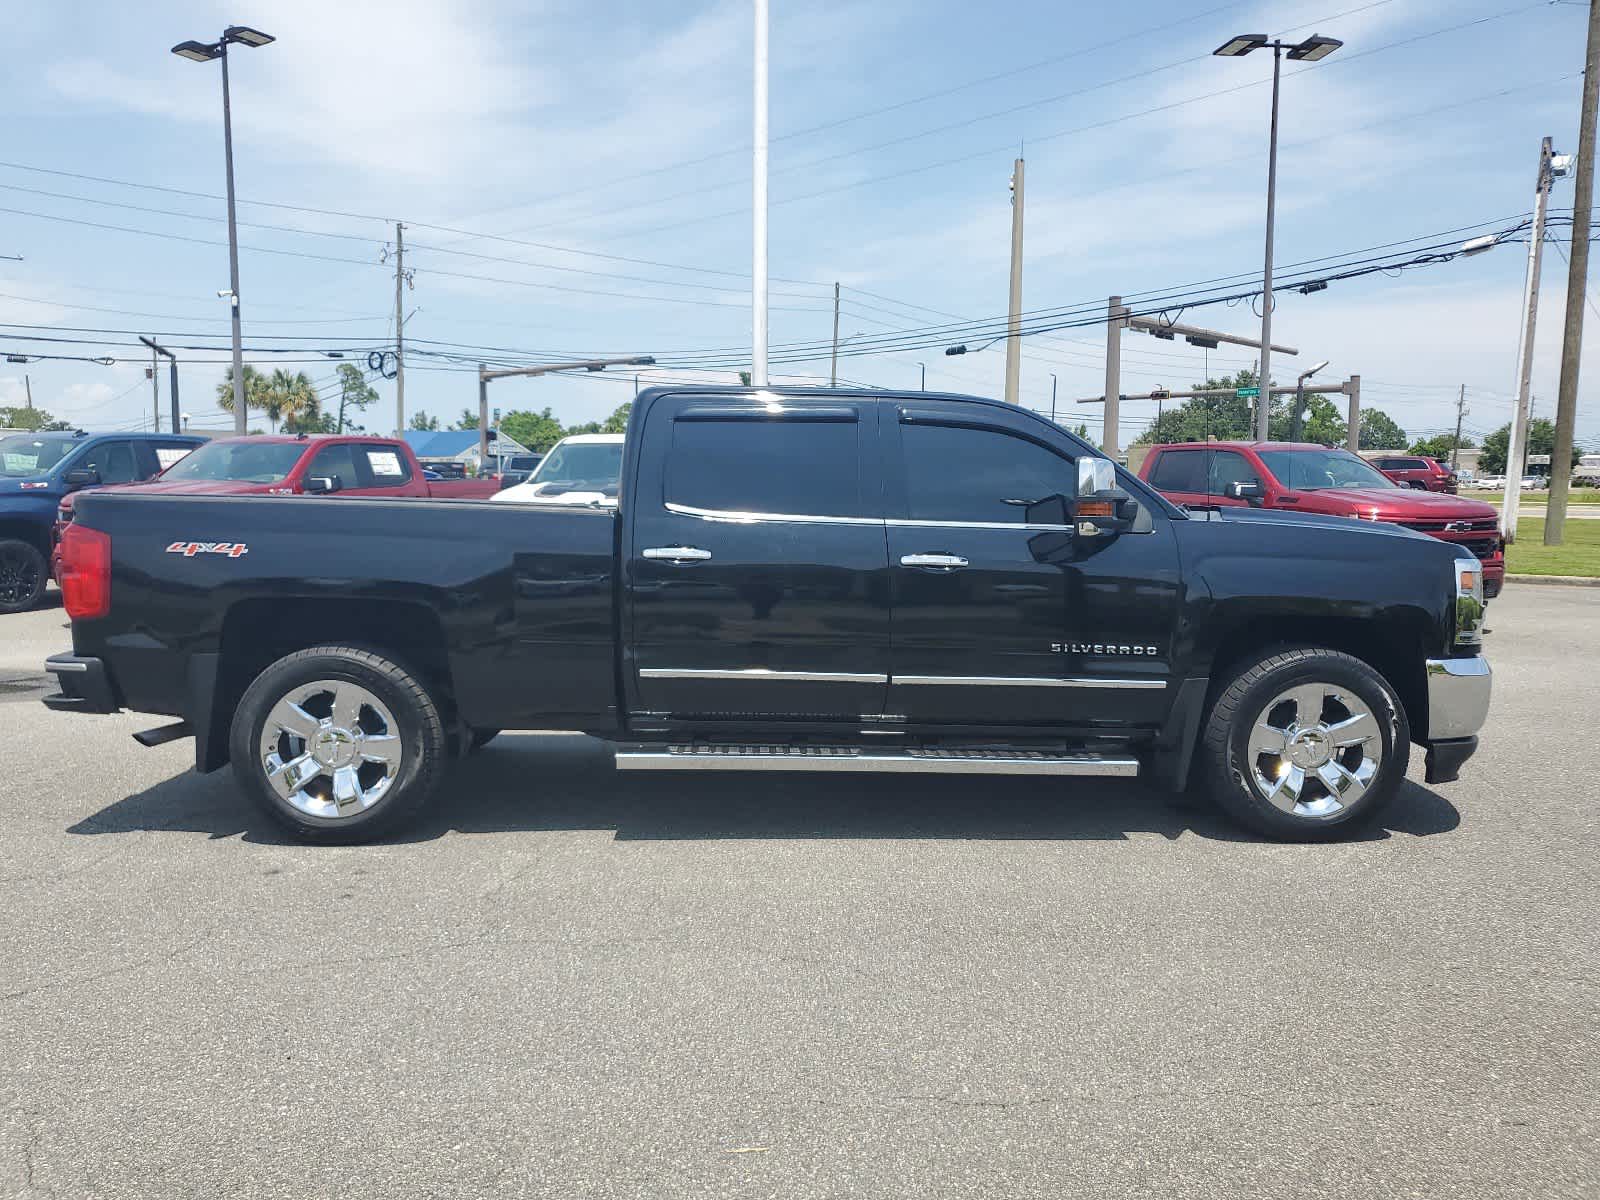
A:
[69,733,1462,846]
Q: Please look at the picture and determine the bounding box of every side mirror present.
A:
[1223,480,1265,506]
[1077,456,1116,497]
[63,468,100,488]
[303,475,341,494]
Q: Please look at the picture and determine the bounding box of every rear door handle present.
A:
[642,545,712,564]
[900,553,969,570]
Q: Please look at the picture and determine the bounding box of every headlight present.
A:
[1453,555,1485,648]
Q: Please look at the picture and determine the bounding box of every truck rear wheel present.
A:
[229,646,447,844]
[0,538,46,614]
[1198,646,1409,841]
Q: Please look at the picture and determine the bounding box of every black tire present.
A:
[1197,646,1410,841]
[0,538,46,614]
[229,645,448,844]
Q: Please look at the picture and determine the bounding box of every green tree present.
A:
[1410,432,1474,461]
[270,371,323,434]
[601,402,632,434]
[0,406,71,431]
[498,406,565,452]
[408,410,440,432]
[1480,418,1582,475]
[333,363,378,433]
[453,409,479,431]
[1358,408,1408,450]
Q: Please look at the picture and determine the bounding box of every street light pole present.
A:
[1213,31,1342,440]
[1289,359,1330,441]
[916,362,926,391]
[172,26,274,437]
[1050,372,1058,422]
[1258,45,1281,441]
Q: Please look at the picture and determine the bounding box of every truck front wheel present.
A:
[229,646,448,844]
[1198,646,1410,840]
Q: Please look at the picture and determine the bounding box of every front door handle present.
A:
[642,545,712,564]
[900,553,969,571]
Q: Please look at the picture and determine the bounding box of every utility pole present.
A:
[829,281,840,387]
[1502,137,1556,542]
[1452,384,1467,469]
[1004,157,1025,408]
[751,0,769,386]
[393,221,406,437]
[1050,373,1058,423]
[23,374,32,410]
[1103,295,1126,460]
[1548,0,1600,545]
[1346,375,1360,453]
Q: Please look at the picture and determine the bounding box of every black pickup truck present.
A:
[44,387,1491,843]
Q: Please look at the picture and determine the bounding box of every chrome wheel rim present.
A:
[258,680,402,819]
[1246,683,1382,819]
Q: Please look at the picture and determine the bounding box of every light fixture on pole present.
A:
[1290,359,1330,441]
[915,361,926,391]
[1214,30,1343,440]
[173,24,275,436]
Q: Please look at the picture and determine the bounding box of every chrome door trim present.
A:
[664,501,881,527]
[886,517,1077,531]
[895,674,1167,690]
[639,667,890,684]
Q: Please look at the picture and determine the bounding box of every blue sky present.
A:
[1,0,1596,451]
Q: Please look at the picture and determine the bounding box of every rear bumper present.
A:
[41,653,119,714]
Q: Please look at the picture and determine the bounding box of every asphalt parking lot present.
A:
[1,586,1595,1199]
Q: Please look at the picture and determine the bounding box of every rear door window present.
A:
[665,411,865,518]
[1147,449,1208,492]
[359,445,412,488]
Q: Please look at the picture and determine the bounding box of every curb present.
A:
[1506,573,1600,588]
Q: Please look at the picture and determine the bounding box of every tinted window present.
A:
[666,417,863,517]
[308,444,362,490]
[902,422,1075,524]
[359,445,411,488]
[1148,449,1207,492]
[152,442,198,472]
[1208,450,1261,492]
[84,441,140,484]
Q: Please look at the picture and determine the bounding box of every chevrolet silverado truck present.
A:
[43,388,1491,844]
[1139,441,1504,597]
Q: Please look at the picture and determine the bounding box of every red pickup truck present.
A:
[53,435,499,577]
[1138,441,1504,597]
[1369,454,1458,493]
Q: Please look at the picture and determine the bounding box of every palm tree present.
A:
[215,365,268,418]
[260,369,321,433]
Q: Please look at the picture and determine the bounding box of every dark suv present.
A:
[1372,455,1457,493]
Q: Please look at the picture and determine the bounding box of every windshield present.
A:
[0,435,76,477]
[530,442,623,492]
[1257,448,1396,491]
[160,440,307,484]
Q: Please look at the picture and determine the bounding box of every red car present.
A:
[1139,441,1503,598]
[1370,454,1458,493]
[52,435,500,579]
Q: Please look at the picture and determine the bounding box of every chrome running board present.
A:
[613,744,1138,777]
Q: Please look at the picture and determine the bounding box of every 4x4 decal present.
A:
[165,541,249,559]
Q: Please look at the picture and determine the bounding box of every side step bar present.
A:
[614,744,1138,777]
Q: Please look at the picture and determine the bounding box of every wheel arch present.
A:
[198,596,452,772]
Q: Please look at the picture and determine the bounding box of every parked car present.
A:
[1371,454,1457,493]
[1468,475,1506,491]
[1138,441,1504,597]
[46,387,1490,846]
[0,429,204,613]
[492,434,622,506]
[495,453,544,488]
[1520,476,1548,491]
[421,461,468,480]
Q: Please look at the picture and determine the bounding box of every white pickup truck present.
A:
[490,433,622,507]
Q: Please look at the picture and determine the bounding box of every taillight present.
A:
[60,523,111,620]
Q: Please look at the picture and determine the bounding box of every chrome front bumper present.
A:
[1425,656,1491,741]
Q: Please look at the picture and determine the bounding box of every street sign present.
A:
[1235,386,1260,398]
